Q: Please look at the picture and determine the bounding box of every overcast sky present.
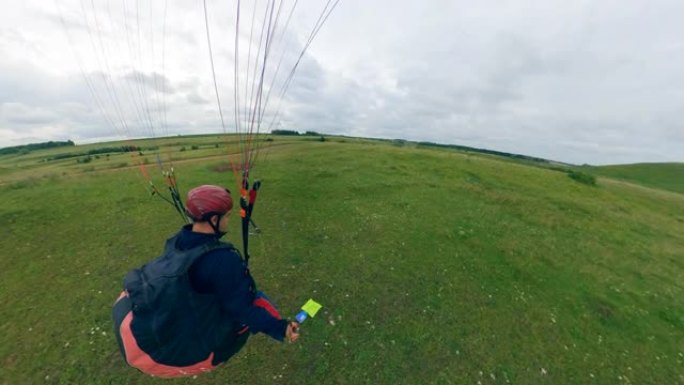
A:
[1,0,683,165]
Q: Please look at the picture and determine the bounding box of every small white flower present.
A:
[541,368,547,375]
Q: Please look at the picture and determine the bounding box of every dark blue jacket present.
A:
[180,225,288,341]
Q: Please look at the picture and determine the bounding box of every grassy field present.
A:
[580,163,684,195]
[1,136,683,384]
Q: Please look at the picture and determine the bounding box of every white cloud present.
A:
[0,0,682,164]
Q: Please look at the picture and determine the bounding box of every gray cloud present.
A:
[122,71,176,94]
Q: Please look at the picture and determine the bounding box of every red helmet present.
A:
[185,185,233,221]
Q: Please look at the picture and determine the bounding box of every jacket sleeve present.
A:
[201,250,289,341]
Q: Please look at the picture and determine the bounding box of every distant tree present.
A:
[271,129,300,136]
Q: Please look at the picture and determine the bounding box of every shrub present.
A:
[180,146,187,152]
[567,170,596,186]
[191,145,199,150]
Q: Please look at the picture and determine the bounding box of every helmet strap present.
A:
[209,214,225,237]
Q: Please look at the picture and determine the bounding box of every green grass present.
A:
[581,163,684,194]
[1,138,683,384]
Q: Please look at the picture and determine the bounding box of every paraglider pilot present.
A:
[112,185,299,378]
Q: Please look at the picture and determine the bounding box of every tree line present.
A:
[0,140,75,155]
